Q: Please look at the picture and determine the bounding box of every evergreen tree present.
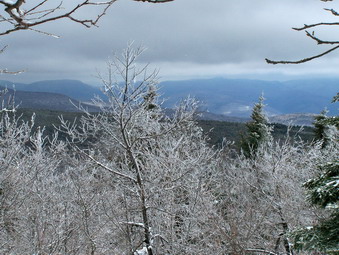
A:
[291,161,339,253]
[332,92,339,104]
[241,95,273,157]
[142,84,159,111]
[292,94,339,253]
[313,109,338,148]
[314,110,328,142]
[326,93,339,129]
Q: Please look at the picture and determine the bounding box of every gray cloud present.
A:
[1,0,339,85]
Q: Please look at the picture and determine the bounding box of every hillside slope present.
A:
[0,86,98,112]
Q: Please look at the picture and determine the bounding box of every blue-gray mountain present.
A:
[0,84,99,112]
[159,78,338,117]
[0,78,337,117]
[0,80,106,102]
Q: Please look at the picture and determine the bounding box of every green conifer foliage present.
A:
[292,161,339,253]
[314,110,329,144]
[241,95,273,157]
[313,109,338,148]
[292,94,339,253]
[143,84,159,111]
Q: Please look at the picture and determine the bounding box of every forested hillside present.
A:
[11,108,315,149]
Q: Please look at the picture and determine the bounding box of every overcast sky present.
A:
[1,0,339,85]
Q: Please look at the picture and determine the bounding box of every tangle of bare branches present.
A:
[0,0,174,37]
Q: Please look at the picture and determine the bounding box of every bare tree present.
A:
[266,0,339,64]
[59,44,218,254]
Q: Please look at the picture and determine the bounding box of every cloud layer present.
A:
[1,0,339,84]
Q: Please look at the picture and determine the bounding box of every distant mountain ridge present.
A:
[0,79,105,102]
[1,77,337,119]
[0,86,98,112]
[159,77,338,117]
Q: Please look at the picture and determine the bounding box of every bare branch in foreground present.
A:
[266,0,339,64]
[293,21,339,31]
[0,0,175,37]
[304,30,339,45]
[266,45,339,64]
[0,1,116,36]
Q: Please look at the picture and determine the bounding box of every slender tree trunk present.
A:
[128,149,153,255]
[278,209,293,255]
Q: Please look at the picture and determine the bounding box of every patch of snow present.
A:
[123,222,145,228]
[135,247,148,255]
[326,179,339,187]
